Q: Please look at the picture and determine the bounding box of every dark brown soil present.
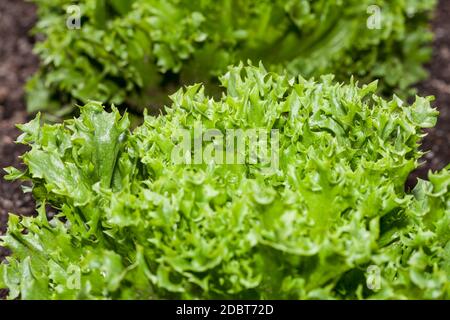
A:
[409,1,450,187]
[0,0,38,263]
[0,0,449,299]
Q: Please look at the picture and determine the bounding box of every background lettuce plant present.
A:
[1,64,448,299]
[27,0,436,116]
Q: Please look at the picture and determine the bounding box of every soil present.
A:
[0,0,38,262]
[408,1,450,187]
[0,0,449,299]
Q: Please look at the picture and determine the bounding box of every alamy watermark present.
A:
[366,265,381,291]
[170,126,279,169]
[66,5,81,30]
[66,265,81,290]
[367,5,382,30]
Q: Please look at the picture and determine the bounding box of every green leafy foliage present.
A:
[27,0,436,115]
[2,64,448,299]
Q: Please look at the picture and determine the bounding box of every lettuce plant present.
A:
[27,0,436,115]
[1,64,449,299]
